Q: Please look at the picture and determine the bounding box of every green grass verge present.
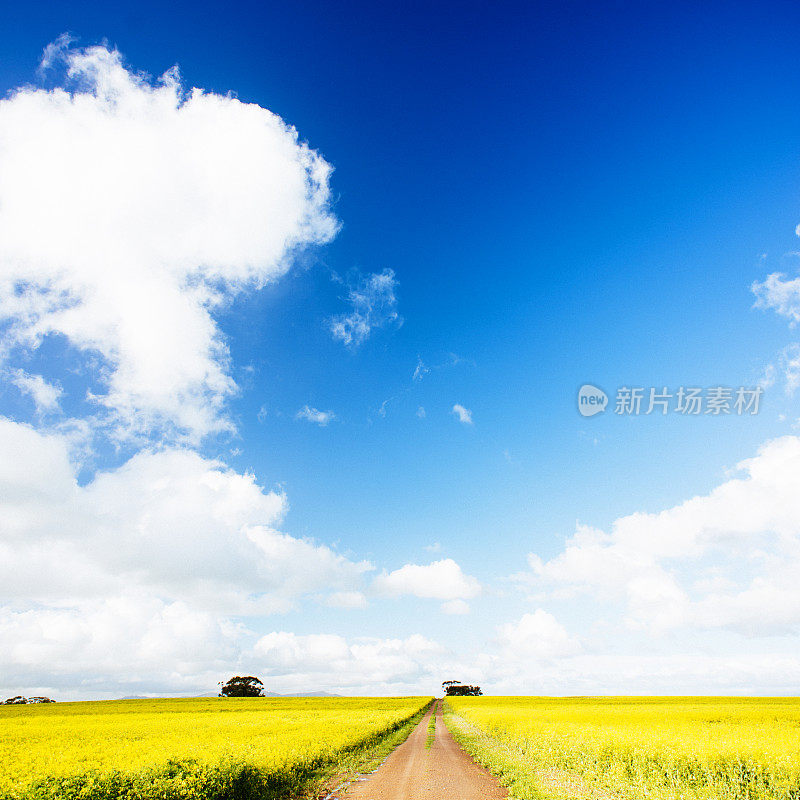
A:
[425,704,436,750]
[443,702,544,800]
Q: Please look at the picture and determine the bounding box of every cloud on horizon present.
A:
[0,416,373,695]
[517,435,800,637]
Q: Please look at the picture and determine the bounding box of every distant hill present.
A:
[115,691,342,700]
[220,691,342,698]
[192,691,342,698]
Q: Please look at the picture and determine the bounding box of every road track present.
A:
[340,700,507,800]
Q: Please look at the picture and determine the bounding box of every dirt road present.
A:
[339,700,507,800]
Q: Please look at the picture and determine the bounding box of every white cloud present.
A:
[0,40,337,444]
[295,405,336,426]
[412,356,429,381]
[417,406,426,418]
[441,599,470,615]
[518,436,800,636]
[255,632,351,670]
[472,609,800,695]
[329,269,401,347]
[253,631,446,692]
[0,417,372,610]
[781,343,800,395]
[496,610,581,660]
[373,558,481,606]
[760,363,777,390]
[452,403,473,425]
[0,596,239,696]
[0,417,374,693]
[752,271,800,326]
[325,591,367,609]
[10,370,62,413]
[475,646,800,696]
[753,265,800,394]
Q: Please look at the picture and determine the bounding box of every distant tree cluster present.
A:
[441,680,483,696]
[3,696,55,704]
[218,676,265,697]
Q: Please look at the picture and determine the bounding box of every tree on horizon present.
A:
[218,676,265,697]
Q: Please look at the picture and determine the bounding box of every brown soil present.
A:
[338,700,508,800]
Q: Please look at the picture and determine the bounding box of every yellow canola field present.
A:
[446,696,800,800]
[0,696,430,800]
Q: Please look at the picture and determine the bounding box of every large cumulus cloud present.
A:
[0,38,338,443]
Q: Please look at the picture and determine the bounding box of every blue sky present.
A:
[3,1,800,697]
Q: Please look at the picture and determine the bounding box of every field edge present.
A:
[443,701,620,800]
